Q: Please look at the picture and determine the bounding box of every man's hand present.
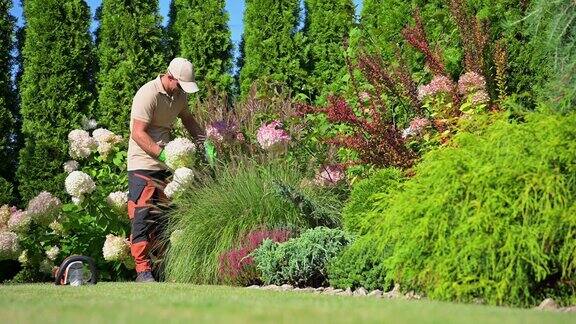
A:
[131,119,163,160]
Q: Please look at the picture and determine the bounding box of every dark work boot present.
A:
[135,271,156,283]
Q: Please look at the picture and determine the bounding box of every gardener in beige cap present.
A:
[127,57,204,283]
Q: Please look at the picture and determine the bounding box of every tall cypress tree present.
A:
[239,0,307,97]
[168,0,233,95]
[17,0,95,202]
[303,0,355,98]
[96,0,165,135]
[0,0,15,204]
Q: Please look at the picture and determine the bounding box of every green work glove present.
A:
[204,140,217,167]
[158,149,167,162]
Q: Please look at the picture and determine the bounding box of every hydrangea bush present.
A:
[7,126,133,282]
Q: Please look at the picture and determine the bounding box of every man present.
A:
[128,57,204,283]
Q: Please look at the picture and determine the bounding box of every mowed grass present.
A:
[0,283,573,324]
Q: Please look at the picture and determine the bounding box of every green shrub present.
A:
[95,0,165,135]
[17,0,95,202]
[164,160,342,284]
[342,168,404,235]
[252,226,351,287]
[328,235,391,290]
[168,0,233,95]
[302,0,355,99]
[0,0,16,191]
[525,0,576,113]
[0,176,12,205]
[329,112,576,306]
[239,0,307,97]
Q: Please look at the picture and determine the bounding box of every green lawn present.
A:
[0,283,573,324]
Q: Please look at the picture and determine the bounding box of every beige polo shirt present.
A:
[128,76,188,171]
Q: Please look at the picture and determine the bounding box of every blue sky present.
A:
[9,1,364,51]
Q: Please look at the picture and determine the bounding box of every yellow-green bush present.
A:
[329,112,576,307]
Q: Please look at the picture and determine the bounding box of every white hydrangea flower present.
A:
[49,220,66,236]
[164,181,180,199]
[164,137,196,169]
[26,191,61,226]
[92,128,123,159]
[65,171,95,198]
[81,117,98,130]
[18,249,28,265]
[173,167,194,186]
[106,191,128,211]
[63,160,79,173]
[102,234,130,262]
[46,245,60,261]
[72,196,84,205]
[0,231,20,261]
[68,129,97,159]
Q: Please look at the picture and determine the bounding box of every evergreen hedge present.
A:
[329,112,576,307]
[96,0,165,135]
[0,0,15,203]
[239,0,307,97]
[17,0,94,202]
[302,0,355,99]
[168,0,233,95]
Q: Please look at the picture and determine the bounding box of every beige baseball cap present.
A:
[167,57,199,94]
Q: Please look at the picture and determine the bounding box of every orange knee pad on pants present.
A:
[127,171,168,273]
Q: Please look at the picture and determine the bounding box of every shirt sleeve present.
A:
[131,87,156,123]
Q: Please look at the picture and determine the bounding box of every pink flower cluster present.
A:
[218,228,292,285]
[417,76,454,101]
[26,191,61,226]
[471,90,490,105]
[457,72,486,95]
[205,120,240,144]
[314,165,346,186]
[256,121,291,153]
[402,117,431,139]
[0,205,30,234]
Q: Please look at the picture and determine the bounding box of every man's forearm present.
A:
[132,131,163,158]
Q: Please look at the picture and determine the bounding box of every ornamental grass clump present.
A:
[164,160,342,284]
[329,112,576,307]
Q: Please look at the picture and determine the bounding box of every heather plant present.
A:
[164,159,343,284]
[252,227,351,287]
[218,227,292,286]
[329,112,576,307]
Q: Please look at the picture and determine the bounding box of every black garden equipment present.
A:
[54,255,98,286]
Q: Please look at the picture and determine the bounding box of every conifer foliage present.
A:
[96,0,165,135]
[17,0,95,202]
[302,0,355,97]
[168,0,233,95]
[0,0,16,204]
[239,0,307,97]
